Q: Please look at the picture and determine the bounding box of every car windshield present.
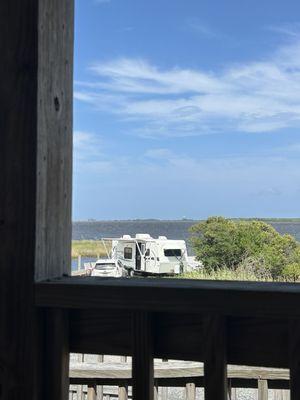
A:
[95,263,115,270]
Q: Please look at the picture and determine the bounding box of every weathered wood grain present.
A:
[132,312,154,400]
[258,379,268,400]
[118,385,128,400]
[87,384,97,400]
[69,361,290,381]
[185,383,196,400]
[35,0,73,281]
[0,1,73,399]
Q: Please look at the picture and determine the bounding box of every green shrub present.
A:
[282,263,300,282]
[190,217,300,279]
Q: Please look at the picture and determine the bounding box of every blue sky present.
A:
[73,0,300,220]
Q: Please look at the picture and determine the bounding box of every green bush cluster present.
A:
[190,216,300,280]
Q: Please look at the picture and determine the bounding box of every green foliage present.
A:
[282,263,300,282]
[190,216,300,279]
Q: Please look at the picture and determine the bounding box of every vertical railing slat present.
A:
[204,315,227,400]
[185,382,196,400]
[87,384,97,400]
[258,380,268,400]
[289,320,300,400]
[97,355,104,400]
[118,384,128,400]
[132,311,154,400]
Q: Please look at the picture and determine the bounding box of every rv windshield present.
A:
[164,249,182,257]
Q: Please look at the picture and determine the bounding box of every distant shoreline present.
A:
[73,218,300,223]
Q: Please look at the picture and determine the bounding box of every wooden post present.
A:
[97,355,104,400]
[289,320,300,400]
[204,316,228,400]
[132,312,154,400]
[119,356,128,400]
[258,380,268,400]
[43,309,69,400]
[77,354,84,400]
[118,385,128,400]
[0,1,73,399]
[161,359,168,400]
[87,384,97,400]
[78,255,82,270]
[185,383,196,400]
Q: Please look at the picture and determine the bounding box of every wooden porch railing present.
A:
[35,277,300,400]
[69,356,292,399]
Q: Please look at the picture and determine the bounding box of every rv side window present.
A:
[145,249,150,257]
[164,249,182,257]
[124,247,133,259]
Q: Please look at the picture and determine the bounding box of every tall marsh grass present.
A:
[72,240,111,259]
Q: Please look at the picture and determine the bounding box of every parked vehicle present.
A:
[101,234,198,276]
[85,258,125,277]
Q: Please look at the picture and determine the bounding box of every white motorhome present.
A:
[102,234,194,276]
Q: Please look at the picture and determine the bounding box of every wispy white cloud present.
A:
[73,131,103,160]
[75,36,300,137]
[267,22,300,38]
[186,18,220,38]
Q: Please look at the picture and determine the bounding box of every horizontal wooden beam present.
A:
[68,361,290,390]
[69,361,289,381]
[36,277,300,317]
[69,377,290,390]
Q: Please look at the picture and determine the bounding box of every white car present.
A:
[86,258,125,277]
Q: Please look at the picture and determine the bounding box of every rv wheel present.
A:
[128,269,134,277]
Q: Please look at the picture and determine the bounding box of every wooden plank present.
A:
[119,355,128,400]
[118,385,128,400]
[77,354,84,400]
[132,312,154,400]
[258,379,268,400]
[0,1,73,399]
[289,320,300,400]
[69,360,290,381]
[36,278,300,318]
[204,316,227,400]
[97,355,104,400]
[185,383,196,400]
[87,384,97,400]
[35,0,73,281]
